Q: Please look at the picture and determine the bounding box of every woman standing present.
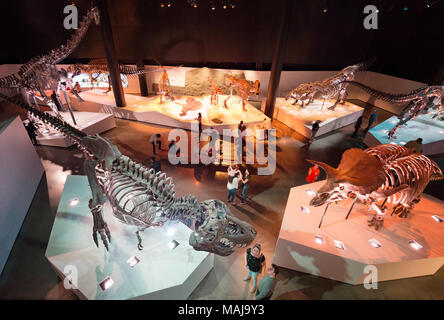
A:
[244,243,266,293]
[241,168,251,204]
[227,172,240,204]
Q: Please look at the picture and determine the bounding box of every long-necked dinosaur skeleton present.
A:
[308,144,443,230]
[343,81,444,138]
[0,92,257,256]
[285,60,373,110]
[0,7,100,122]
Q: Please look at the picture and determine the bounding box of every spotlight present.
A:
[69,198,79,206]
[321,0,328,13]
[168,240,180,250]
[221,0,227,9]
[187,0,198,8]
[368,238,382,248]
[167,227,176,236]
[334,240,345,250]
[300,206,310,214]
[209,0,216,10]
[409,240,423,250]
[126,256,140,268]
[99,276,114,291]
[432,215,444,222]
[314,234,325,245]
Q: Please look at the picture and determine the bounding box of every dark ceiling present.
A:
[0,0,443,84]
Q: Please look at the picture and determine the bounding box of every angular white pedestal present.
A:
[69,90,268,134]
[32,111,116,148]
[272,181,444,285]
[0,117,44,275]
[273,98,364,138]
[364,115,444,156]
[45,175,214,300]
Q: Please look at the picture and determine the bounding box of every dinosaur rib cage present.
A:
[98,155,201,229]
[365,144,442,206]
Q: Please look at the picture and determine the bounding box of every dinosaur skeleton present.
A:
[308,144,443,230]
[0,92,256,256]
[0,7,100,122]
[343,81,444,138]
[68,59,179,95]
[285,60,372,110]
[224,76,255,112]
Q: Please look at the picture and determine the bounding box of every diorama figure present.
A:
[159,70,175,103]
[209,78,223,105]
[0,91,257,257]
[308,144,443,230]
[224,76,254,112]
[253,80,260,97]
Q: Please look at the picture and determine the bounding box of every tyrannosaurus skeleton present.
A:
[343,81,444,138]
[0,92,256,256]
[285,60,372,110]
[308,144,443,230]
[0,7,100,118]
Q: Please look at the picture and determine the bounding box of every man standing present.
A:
[24,121,38,145]
[308,120,321,144]
[50,90,63,111]
[150,133,162,154]
[255,264,279,300]
[150,156,162,173]
[404,138,424,153]
[352,115,363,137]
[363,110,378,134]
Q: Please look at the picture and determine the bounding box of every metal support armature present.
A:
[345,197,358,220]
[318,203,330,228]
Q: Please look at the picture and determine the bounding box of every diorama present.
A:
[0,0,443,304]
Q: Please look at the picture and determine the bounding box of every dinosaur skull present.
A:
[308,148,387,208]
[189,200,257,256]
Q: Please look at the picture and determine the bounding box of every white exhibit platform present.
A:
[272,98,364,138]
[69,90,269,134]
[0,117,44,275]
[45,175,214,300]
[364,115,444,156]
[31,111,116,148]
[272,181,444,285]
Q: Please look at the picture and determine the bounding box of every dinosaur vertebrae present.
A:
[365,144,442,208]
[72,60,157,79]
[101,155,201,228]
[0,7,99,89]
[344,81,444,138]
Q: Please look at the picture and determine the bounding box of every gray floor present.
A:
[0,100,443,300]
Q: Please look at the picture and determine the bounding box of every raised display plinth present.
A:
[32,111,116,148]
[272,181,444,285]
[69,90,268,134]
[0,117,44,275]
[364,115,444,156]
[273,98,364,138]
[45,175,214,300]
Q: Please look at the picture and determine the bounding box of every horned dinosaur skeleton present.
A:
[0,92,256,256]
[223,76,255,112]
[0,7,100,121]
[285,60,372,110]
[343,81,444,138]
[308,144,443,230]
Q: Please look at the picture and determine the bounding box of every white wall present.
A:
[0,116,44,275]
